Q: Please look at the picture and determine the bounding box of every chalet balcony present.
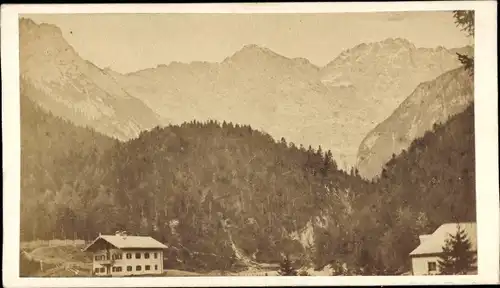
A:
[94,255,114,265]
[98,259,113,265]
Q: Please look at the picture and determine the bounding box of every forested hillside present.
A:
[22,105,373,270]
[372,103,476,272]
[20,79,118,241]
[21,83,475,273]
[313,102,475,274]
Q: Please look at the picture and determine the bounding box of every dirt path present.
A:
[25,244,92,276]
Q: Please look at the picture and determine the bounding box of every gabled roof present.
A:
[82,234,168,252]
[409,222,477,256]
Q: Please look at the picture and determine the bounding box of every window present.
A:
[144,252,150,259]
[154,252,158,259]
[135,252,141,259]
[113,253,122,260]
[145,265,151,271]
[136,265,142,271]
[428,262,437,272]
[126,253,132,259]
[127,266,132,272]
[154,265,158,270]
[100,267,105,273]
[95,256,99,261]
[116,267,122,272]
[112,267,117,272]
[94,268,99,274]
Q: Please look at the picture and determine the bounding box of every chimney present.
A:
[419,234,431,244]
[120,231,127,239]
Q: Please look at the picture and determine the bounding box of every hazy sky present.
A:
[25,12,471,74]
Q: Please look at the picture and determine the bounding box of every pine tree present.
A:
[316,145,323,157]
[437,224,477,275]
[280,137,287,146]
[278,255,298,276]
[453,10,474,77]
[357,247,374,275]
[373,256,386,275]
[321,150,332,177]
[330,260,347,276]
[298,270,310,276]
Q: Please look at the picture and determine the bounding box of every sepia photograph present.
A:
[2,2,499,287]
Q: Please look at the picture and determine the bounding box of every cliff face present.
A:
[357,67,473,179]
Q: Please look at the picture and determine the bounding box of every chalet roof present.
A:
[82,234,168,252]
[409,222,477,256]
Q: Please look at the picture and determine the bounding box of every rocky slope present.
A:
[320,38,472,134]
[19,18,162,140]
[356,67,474,179]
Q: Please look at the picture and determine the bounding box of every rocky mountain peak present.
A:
[223,44,286,64]
[19,17,63,37]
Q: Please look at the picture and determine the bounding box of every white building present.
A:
[82,232,168,277]
[409,222,477,275]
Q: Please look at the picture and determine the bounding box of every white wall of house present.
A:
[93,249,164,276]
[411,256,441,275]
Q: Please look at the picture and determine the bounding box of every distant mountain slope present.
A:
[357,67,474,179]
[110,45,357,166]
[19,18,162,140]
[19,17,468,166]
[111,39,466,168]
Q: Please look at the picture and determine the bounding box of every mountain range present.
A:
[20,17,471,169]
